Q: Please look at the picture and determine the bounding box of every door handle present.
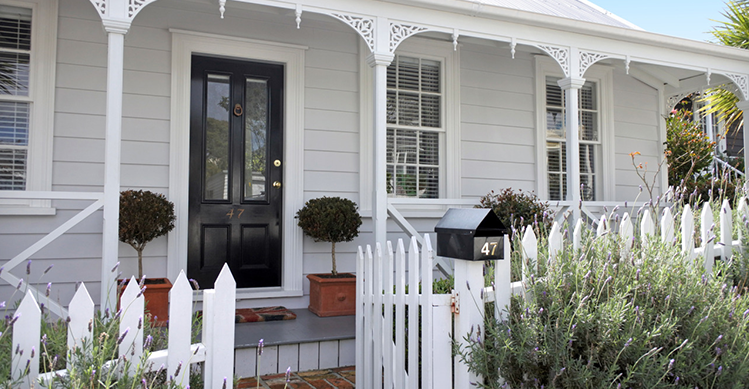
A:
[273,181,282,188]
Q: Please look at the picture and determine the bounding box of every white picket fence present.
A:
[9,264,236,389]
[357,198,748,388]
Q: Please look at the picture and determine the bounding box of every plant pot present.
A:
[118,277,173,326]
[307,273,356,317]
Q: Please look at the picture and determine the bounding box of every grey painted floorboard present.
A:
[234,309,355,348]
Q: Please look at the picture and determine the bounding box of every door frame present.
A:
[169,29,306,299]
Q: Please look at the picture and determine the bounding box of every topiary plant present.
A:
[476,188,552,231]
[119,190,176,279]
[296,197,362,276]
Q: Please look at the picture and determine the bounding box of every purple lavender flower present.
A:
[117,328,130,345]
[26,260,31,275]
[668,359,674,370]
[16,279,23,290]
[257,339,264,356]
[624,338,631,348]
[286,366,292,382]
[43,265,53,274]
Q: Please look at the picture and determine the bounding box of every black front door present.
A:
[188,55,284,289]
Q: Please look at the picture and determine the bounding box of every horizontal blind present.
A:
[0,5,31,191]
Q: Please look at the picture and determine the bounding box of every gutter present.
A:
[381,0,749,63]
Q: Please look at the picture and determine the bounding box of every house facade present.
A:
[2,0,749,312]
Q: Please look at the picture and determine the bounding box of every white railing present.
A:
[359,197,747,388]
[9,264,236,389]
[714,156,745,182]
[0,191,105,319]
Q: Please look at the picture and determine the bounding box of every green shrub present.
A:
[119,190,176,279]
[458,213,749,388]
[296,197,362,275]
[665,109,715,187]
[476,188,552,232]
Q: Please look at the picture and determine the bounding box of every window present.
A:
[386,55,442,198]
[0,0,56,214]
[545,76,601,201]
[0,5,31,191]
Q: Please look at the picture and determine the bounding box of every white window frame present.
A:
[0,0,57,215]
[534,56,615,201]
[359,37,460,214]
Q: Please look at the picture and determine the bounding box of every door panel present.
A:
[188,55,284,289]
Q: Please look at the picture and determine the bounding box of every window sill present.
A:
[0,206,56,216]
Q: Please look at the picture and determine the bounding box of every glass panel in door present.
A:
[244,78,268,201]
[204,74,230,201]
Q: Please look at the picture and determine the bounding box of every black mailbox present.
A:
[434,208,507,261]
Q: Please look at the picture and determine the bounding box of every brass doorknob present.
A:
[273,181,282,188]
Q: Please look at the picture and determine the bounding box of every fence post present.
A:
[454,258,485,388]
[494,235,512,322]
[12,291,40,389]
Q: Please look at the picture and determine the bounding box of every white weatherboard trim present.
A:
[535,56,614,201]
[168,30,306,299]
[0,0,57,215]
[359,37,460,212]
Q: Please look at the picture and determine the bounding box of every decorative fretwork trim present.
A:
[90,0,107,16]
[578,51,611,78]
[390,23,428,53]
[536,45,570,77]
[128,0,146,18]
[330,13,375,53]
[666,92,693,111]
[725,73,749,101]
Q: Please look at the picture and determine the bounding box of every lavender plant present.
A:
[459,208,749,388]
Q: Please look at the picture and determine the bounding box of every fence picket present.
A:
[661,207,675,244]
[355,245,364,388]
[167,271,192,384]
[573,219,582,252]
[620,213,633,256]
[720,199,732,262]
[119,277,144,372]
[373,243,384,389]
[421,235,434,389]
[641,210,655,240]
[67,283,94,362]
[521,226,538,281]
[395,240,407,388]
[701,203,715,274]
[682,205,695,259]
[548,222,562,264]
[738,198,749,246]
[384,242,395,389]
[596,215,609,237]
[206,264,236,389]
[407,237,419,388]
[495,235,512,322]
[364,244,374,388]
[13,291,40,389]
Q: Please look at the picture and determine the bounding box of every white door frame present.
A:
[168,29,306,299]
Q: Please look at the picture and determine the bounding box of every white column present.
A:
[558,77,586,224]
[367,53,394,247]
[100,22,129,310]
[737,100,749,176]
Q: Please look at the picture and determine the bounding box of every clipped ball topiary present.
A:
[119,190,176,279]
[296,197,362,275]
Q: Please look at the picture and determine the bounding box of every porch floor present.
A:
[234,309,356,348]
[236,366,355,388]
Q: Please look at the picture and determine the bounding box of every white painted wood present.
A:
[682,205,695,259]
[521,225,538,282]
[620,213,634,257]
[338,339,356,367]
[701,203,715,274]
[407,237,419,389]
[720,199,732,262]
[278,344,300,373]
[298,342,320,372]
[355,245,364,387]
[67,283,94,364]
[201,290,215,385]
[573,218,582,252]
[257,345,279,375]
[395,239,407,388]
[13,291,41,389]
[167,271,192,383]
[206,264,236,389]
[641,209,656,240]
[319,340,339,369]
[420,234,434,389]
[494,235,512,322]
[661,207,675,244]
[431,294,452,388]
[548,222,562,264]
[118,276,144,371]
[454,259,484,387]
[739,197,749,246]
[233,347,257,378]
[597,214,609,237]
[372,243,383,389]
[383,241,395,389]
[364,244,374,387]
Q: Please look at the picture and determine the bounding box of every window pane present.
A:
[204,74,230,201]
[0,6,31,51]
[0,147,25,190]
[546,76,563,107]
[397,56,420,91]
[0,52,28,96]
[386,91,397,124]
[421,59,440,93]
[580,111,597,141]
[546,108,564,139]
[580,81,597,110]
[0,101,28,145]
[387,129,439,199]
[397,92,420,126]
[421,95,440,128]
[419,131,439,165]
[419,166,439,198]
[244,78,268,201]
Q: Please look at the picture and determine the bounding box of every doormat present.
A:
[235,306,296,323]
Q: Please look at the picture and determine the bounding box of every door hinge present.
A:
[451,290,459,313]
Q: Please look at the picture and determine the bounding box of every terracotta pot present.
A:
[307,273,356,317]
[118,277,173,326]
